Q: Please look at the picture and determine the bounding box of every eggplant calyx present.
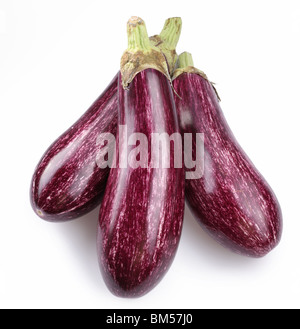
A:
[121,16,171,90]
[173,52,221,101]
[172,52,208,80]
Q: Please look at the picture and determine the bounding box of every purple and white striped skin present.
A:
[31,75,118,222]
[173,70,282,257]
[97,70,185,297]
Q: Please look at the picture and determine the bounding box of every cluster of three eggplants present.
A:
[31,16,282,296]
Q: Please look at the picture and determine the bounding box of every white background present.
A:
[0,0,299,309]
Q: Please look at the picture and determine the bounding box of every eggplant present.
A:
[172,52,282,257]
[31,76,118,222]
[97,17,185,297]
[30,18,182,222]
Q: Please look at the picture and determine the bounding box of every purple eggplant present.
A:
[172,52,282,257]
[30,17,182,222]
[97,17,185,297]
[31,75,118,222]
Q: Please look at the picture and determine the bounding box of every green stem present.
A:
[178,52,194,69]
[127,16,151,52]
[121,16,171,89]
[159,17,182,50]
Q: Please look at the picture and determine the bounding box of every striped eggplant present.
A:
[30,18,182,222]
[30,76,118,222]
[172,52,282,257]
[97,17,185,297]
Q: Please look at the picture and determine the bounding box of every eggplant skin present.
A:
[98,70,185,298]
[31,75,118,222]
[173,73,282,257]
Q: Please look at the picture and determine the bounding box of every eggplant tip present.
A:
[36,209,43,217]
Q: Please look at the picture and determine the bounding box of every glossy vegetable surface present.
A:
[173,53,282,257]
[31,75,118,221]
[98,69,185,297]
